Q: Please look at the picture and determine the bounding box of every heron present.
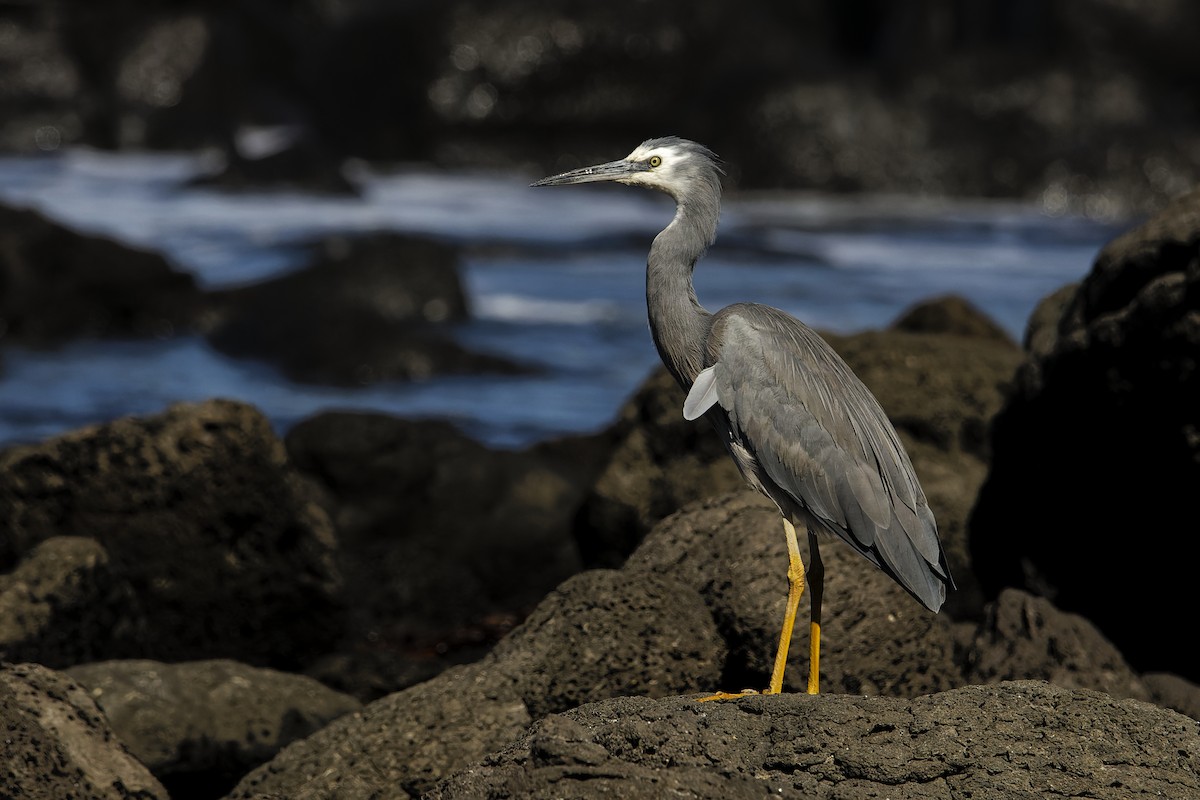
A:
[532,137,952,696]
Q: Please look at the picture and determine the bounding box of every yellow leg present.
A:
[806,530,824,695]
[697,516,815,702]
[765,517,806,694]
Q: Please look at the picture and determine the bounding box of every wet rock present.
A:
[65,659,361,798]
[0,203,203,345]
[0,662,168,800]
[285,412,609,699]
[628,490,964,697]
[0,398,342,668]
[226,569,724,799]
[0,536,137,666]
[429,682,1200,799]
[971,187,1200,682]
[205,233,527,385]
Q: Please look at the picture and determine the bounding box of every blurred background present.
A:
[1,0,1198,447]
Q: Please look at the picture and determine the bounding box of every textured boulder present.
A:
[964,588,1150,703]
[226,568,725,798]
[628,490,964,697]
[0,203,203,345]
[0,537,135,666]
[66,659,360,796]
[0,399,342,668]
[205,233,527,385]
[286,412,609,698]
[0,663,168,800]
[971,187,1200,681]
[429,682,1200,799]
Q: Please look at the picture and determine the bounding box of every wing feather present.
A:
[703,303,950,609]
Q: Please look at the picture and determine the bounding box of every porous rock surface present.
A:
[428,681,1200,799]
[0,662,168,800]
[0,399,342,668]
[226,568,725,798]
[65,659,361,790]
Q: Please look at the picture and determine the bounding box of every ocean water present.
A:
[0,149,1128,449]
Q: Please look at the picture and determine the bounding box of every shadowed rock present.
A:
[0,537,137,666]
[964,588,1150,702]
[225,569,725,799]
[205,233,528,385]
[285,412,610,699]
[0,203,203,345]
[65,659,360,798]
[892,293,1015,342]
[0,399,342,668]
[0,663,168,800]
[428,682,1200,799]
[971,187,1200,682]
[219,480,1193,798]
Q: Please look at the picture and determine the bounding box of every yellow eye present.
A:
[648,155,662,168]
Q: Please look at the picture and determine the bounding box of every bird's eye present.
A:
[648,155,662,168]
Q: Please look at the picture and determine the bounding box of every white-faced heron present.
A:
[533,137,953,696]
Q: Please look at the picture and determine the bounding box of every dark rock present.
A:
[891,293,1014,342]
[224,480,1192,798]
[188,130,360,195]
[227,568,724,798]
[0,536,139,666]
[964,588,1150,703]
[0,203,203,345]
[571,366,741,568]
[65,659,361,798]
[970,188,1200,681]
[487,570,725,719]
[1024,282,1079,356]
[628,490,963,697]
[205,233,527,385]
[428,682,1200,799]
[1143,673,1200,722]
[0,399,342,668]
[0,662,168,800]
[285,412,609,699]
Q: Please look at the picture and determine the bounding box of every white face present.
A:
[618,142,685,193]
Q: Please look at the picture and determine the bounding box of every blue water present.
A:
[0,148,1127,449]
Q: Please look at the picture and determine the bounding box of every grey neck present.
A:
[646,195,718,388]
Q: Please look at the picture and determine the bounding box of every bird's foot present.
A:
[695,688,770,703]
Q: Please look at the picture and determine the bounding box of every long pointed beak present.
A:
[531,158,646,187]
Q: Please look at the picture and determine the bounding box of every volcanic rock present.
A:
[970,187,1200,682]
[0,399,342,668]
[0,203,203,345]
[0,662,168,800]
[65,659,360,798]
[428,682,1200,799]
[205,233,527,385]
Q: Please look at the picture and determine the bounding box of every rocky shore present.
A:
[4,2,1200,796]
[3,186,1199,798]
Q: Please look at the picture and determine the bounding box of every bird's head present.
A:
[532,136,723,205]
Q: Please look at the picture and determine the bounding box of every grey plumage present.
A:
[534,137,952,692]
